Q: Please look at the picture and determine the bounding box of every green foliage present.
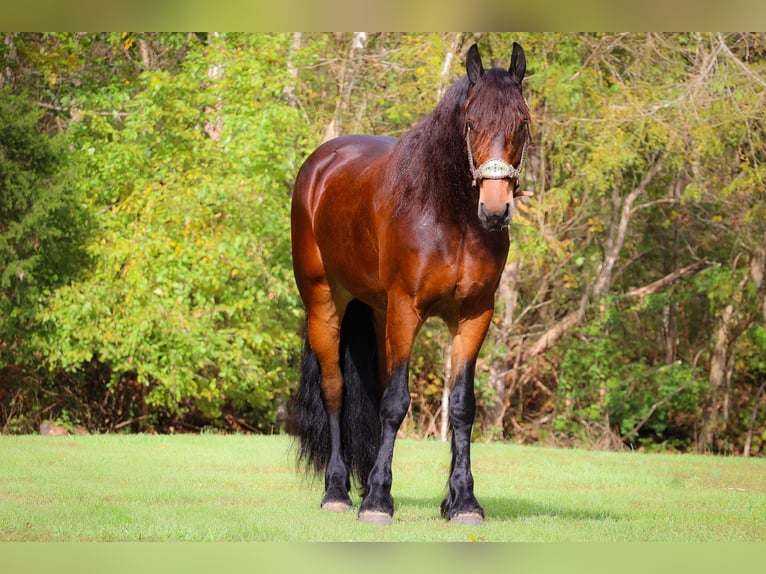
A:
[742,325,766,375]
[36,34,310,428]
[0,91,90,366]
[1,33,764,451]
[556,302,707,449]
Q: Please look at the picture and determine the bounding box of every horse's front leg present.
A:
[441,309,494,525]
[358,302,420,525]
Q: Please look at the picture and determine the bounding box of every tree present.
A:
[476,33,766,452]
[0,91,89,366]
[34,33,311,431]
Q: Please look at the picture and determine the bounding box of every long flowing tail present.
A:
[292,299,381,493]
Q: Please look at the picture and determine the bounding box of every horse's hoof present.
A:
[321,500,353,513]
[450,512,484,526]
[358,510,393,525]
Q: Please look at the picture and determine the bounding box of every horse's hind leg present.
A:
[306,295,353,511]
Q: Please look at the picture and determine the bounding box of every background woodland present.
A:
[1,32,764,454]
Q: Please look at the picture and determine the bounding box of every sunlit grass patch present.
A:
[0,434,763,541]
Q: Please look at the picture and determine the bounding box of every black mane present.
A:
[388,69,528,221]
[388,76,472,217]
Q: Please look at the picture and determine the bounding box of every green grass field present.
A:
[1,434,764,542]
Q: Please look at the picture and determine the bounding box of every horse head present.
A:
[463,42,530,231]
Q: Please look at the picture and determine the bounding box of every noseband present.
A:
[466,127,529,189]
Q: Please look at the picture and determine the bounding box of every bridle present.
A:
[465,126,529,191]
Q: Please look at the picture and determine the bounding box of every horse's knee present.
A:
[380,362,410,425]
[448,368,477,428]
[448,391,476,427]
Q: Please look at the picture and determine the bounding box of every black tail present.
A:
[291,299,381,493]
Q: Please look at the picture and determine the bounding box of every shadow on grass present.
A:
[482,496,619,522]
[394,496,620,522]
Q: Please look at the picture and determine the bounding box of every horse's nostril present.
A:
[478,202,511,225]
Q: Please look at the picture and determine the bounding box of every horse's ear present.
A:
[466,44,484,85]
[509,42,526,85]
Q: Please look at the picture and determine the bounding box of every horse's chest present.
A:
[453,263,496,299]
[420,235,507,310]
[451,251,504,300]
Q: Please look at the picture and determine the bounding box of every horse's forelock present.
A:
[467,69,528,133]
[464,69,529,162]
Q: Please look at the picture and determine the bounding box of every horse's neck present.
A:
[392,114,472,205]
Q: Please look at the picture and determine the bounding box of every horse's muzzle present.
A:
[478,201,511,230]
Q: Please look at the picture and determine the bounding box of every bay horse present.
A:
[291,43,530,525]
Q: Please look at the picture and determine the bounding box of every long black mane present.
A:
[389,76,472,218]
[388,69,529,221]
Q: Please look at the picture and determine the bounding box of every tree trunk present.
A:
[203,33,224,142]
[440,341,451,442]
[437,34,465,441]
[743,242,766,456]
[137,38,154,70]
[699,244,766,453]
[522,154,665,364]
[2,33,17,89]
[284,32,301,109]
[323,32,368,142]
[482,258,522,437]
[699,301,736,452]
[663,173,685,364]
[593,155,665,297]
[436,33,463,101]
[743,381,766,457]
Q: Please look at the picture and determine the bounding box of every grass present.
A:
[0,433,764,542]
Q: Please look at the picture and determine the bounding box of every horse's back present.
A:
[293,134,397,214]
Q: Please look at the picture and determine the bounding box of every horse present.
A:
[290,42,530,525]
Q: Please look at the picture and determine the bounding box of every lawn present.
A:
[0,433,764,542]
